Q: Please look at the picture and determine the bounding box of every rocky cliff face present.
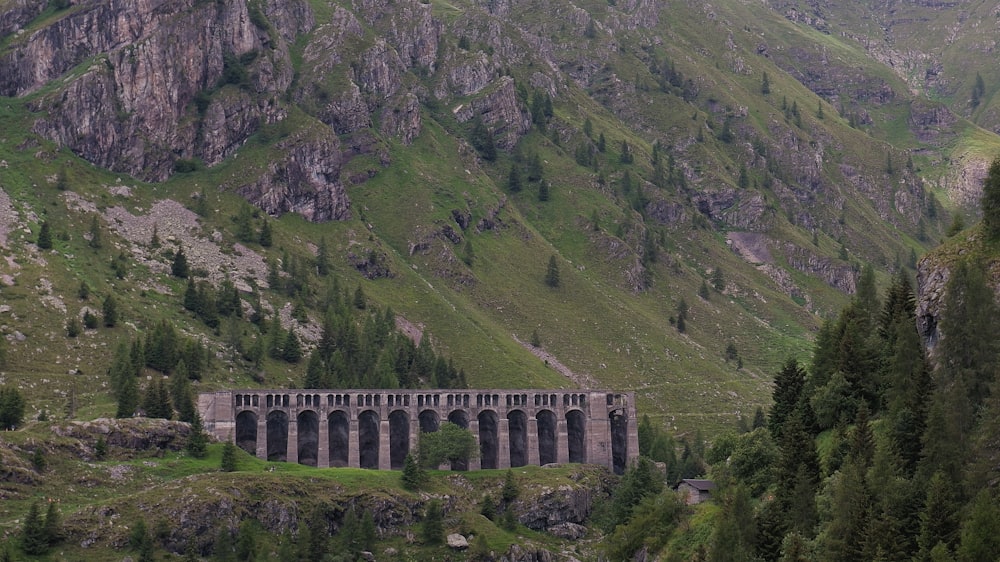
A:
[0,0,545,222]
[15,0,306,181]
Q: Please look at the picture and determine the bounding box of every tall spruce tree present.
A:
[769,358,806,440]
[20,501,48,555]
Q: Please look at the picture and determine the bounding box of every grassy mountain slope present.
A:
[2,0,999,437]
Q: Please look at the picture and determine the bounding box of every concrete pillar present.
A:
[317,413,330,468]
[378,419,391,470]
[527,418,540,466]
[556,419,569,464]
[498,418,511,469]
[255,410,267,460]
[409,413,420,460]
[286,411,298,464]
[349,417,360,468]
[588,415,612,471]
[468,419,481,471]
[626,400,640,467]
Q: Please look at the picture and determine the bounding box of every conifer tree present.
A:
[282,330,302,363]
[501,468,520,504]
[480,494,497,520]
[538,179,550,202]
[470,117,497,161]
[21,501,49,555]
[401,453,426,490]
[916,471,960,557]
[186,413,208,458]
[102,294,118,327]
[980,157,1000,240]
[171,246,189,278]
[315,236,330,276]
[421,500,444,545]
[170,366,196,422]
[115,370,139,418]
[544,255,560,288]
[709,484,756,561]
[141,378,172,419]
[298,506,329,562]
[221,440,238,472]
[37,221,52,250]
[507,163,522,193]
[258,219,272,247]
[955,489,1000,561]
[88,215,102,248]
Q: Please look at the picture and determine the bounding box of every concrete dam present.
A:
[199,389,639,474]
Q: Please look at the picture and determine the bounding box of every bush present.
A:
[66,317,81,338]
[173,159,200,173]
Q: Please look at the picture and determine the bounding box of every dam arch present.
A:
[201,389,638,473]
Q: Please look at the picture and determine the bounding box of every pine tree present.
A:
[115,371,139,418]
[507,163,522,193]
[130,518,155,562]
[501,468,520,504]
[21,501,49,555]
[282,329,302,363]
[709,484,756,562]
[171,246,189,278]
[88,215,102,248]
[401,453,425,490]
[315,236,330,276]
[0,386,26,430]
[56,164,69,191]
[421,500,444,545]
[258,219,272,247]
[981,157,1000,240]
[916,471,960,557]
[955,490,1000,561]
[141,378,172,419]
[470,117,497,161]
[544,255,560,288]
[353,284,366,309]
[221,440,238,472]
[186,413,208,458]
[761,71,770,95]
[480,494,497,520]
[619,140,633,164]
[102,294,118,327]
[37,221,52,249]
[712,267,725,291]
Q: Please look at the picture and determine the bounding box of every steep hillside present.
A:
[1,0,999,436]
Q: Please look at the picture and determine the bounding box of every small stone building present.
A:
[676,479,716,505]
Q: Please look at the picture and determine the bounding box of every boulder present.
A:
[447,533,469,550]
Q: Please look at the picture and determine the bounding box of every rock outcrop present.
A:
[236,126,352,222]
[452,76,533,150]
